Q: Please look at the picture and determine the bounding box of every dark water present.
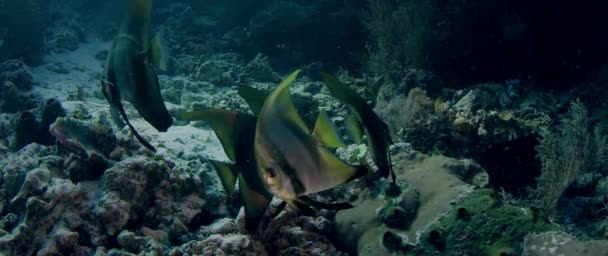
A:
[0,0,608,255]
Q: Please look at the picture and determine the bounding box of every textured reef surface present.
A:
[1,0,608,256]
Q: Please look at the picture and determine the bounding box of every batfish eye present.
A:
[265,167,276,178]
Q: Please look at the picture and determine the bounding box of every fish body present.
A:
[102,0,172,151]
[254,70,367,203]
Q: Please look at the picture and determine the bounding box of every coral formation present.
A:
[0,59,33,91]
[1,1,608,255]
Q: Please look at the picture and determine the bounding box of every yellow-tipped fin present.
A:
[182,109,238,162]
[239,173,271,231]
[345,115,364,144]
[238,85,268,116]
[208,160,237,195]
[150,29,170,71]
[316,146,368,191]
[312,110,344,148]
[265,69,309,134]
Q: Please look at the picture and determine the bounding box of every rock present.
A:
[333,152,485,255]
[523,232,608,256]
[0,59,34,91]
[12,111,40,151]
[10,168,51,207]
[245,54,280,83]
[38,228,92,256]
[0,81,35,113]
[50,116,116,158]
[39,98,67,145]
[181,234,267,256]
[94,192,130,236]
[0,144,58,197]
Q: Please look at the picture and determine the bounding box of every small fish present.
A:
[321,73,395,181]
[101,0,173,152]
[254,70,367,209]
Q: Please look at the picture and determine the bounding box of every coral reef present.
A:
[1,1,608,255]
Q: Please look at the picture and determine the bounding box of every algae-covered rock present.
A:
[11,111,40,151]
[50,116,116,158]
[0,59,33,91]
[0,81,35,113]
[409,189,559,255]
[333,152,487,255]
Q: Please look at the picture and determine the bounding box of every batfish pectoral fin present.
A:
[312,110,344,148]
[207,159,238,195]
[182,109,240,162]
[297,196,353,210]
[150,29,170,71]
[345,114,363,144]
[239,173,271,232]
[238,85,268,116]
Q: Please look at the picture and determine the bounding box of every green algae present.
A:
[409,189,559,255]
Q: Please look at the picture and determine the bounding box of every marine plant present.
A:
[532,100,608,214]
[532,100,590,212]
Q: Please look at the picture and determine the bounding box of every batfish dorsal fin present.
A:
[238,85,268,116]
[264,69,310,134]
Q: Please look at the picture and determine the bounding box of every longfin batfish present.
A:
[102,0,173,152]
[255,69,368,204]
[321,72,395,181]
